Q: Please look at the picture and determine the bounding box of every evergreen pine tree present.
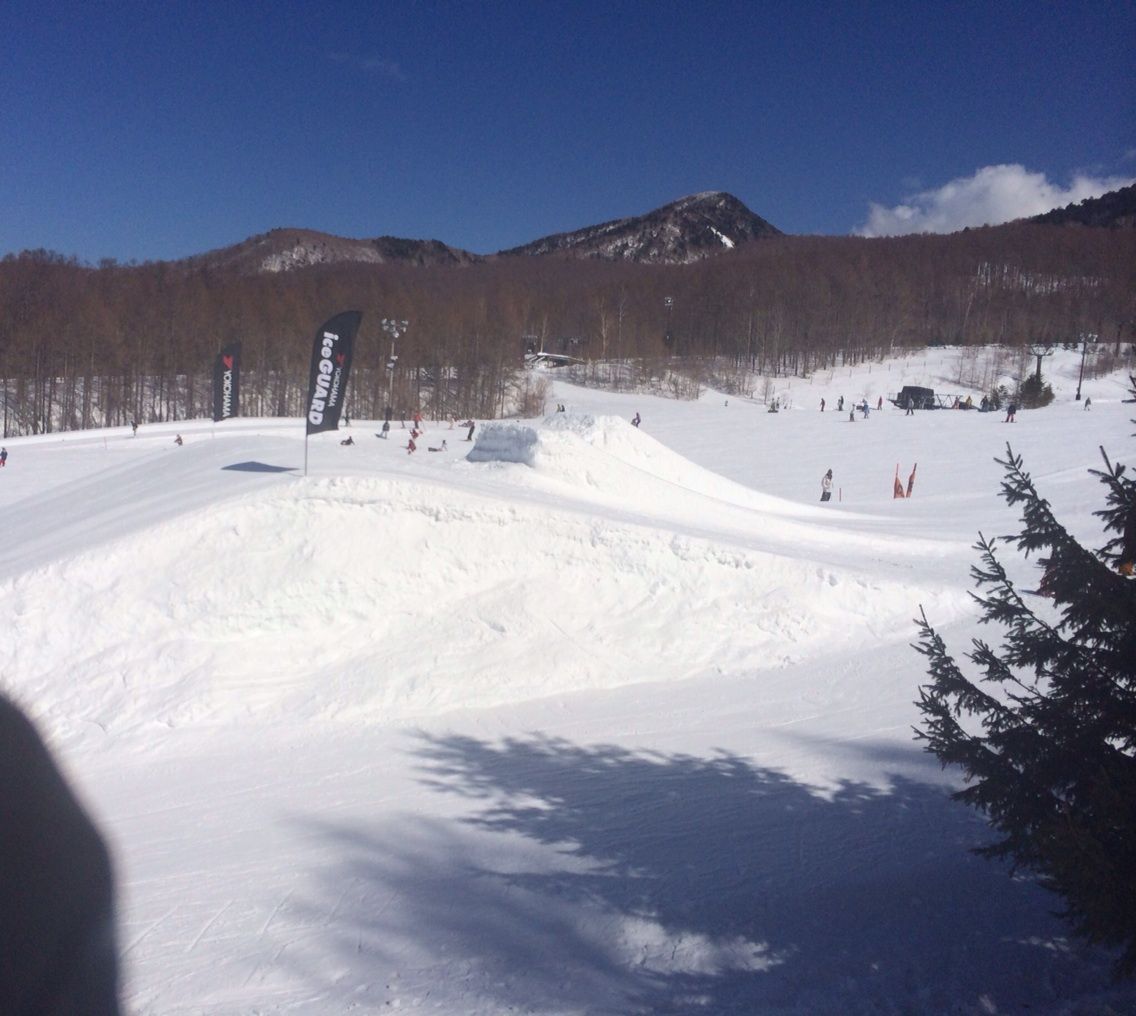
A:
[914,376,1136,976]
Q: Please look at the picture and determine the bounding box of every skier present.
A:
[820,469,833,502]
[380,420,390,439]
[837,396,844,412]
[877,396,883,411]
[0,447,7,467]
[131,419,138,436]
[407,436,417,454]
[174,434,183,446]
[820,398,825,412]
[1004,401,1017,423]
[428,440,447,452]
[465,420,476,441]
[905,396,914,416]
[1084,397,1092,410]
[632,412,641,427]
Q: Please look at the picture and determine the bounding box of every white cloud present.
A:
[856,164,1135,236]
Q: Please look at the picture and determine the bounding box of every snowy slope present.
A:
[1,347,1133,1014]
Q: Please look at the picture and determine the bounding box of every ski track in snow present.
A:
[1,347,1134,1014]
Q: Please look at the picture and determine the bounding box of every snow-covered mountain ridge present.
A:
[184,191,782,273]
[497,191,783,263]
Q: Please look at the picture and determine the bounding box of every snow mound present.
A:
[468,414,804,518]
[1,472,957,749]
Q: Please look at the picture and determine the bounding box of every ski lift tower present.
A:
[381,317,407,417]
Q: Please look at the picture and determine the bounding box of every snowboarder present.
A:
[465,420,475,441]
[428,440,447,452]
[1084,397,1092,410]
[340,435,354,446]
[407,436,417,454]
[632,412,641,427]
[1004,402,1017,423]
[877,396,883,411]
[905,396,914,416]
[821,469,833,502]
[837,396,844,412]
[820,398,825,412]
[174,434,183,446]
[0,447,7,467]
[131,419,138,436]
[380,420,390,439]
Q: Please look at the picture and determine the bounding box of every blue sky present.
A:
[2,0,1133,263]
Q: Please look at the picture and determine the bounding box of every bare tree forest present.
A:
[1,223,1132,437]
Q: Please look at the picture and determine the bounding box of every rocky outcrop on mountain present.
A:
[496,191,782,264]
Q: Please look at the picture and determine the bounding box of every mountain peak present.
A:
[497,192,782,264]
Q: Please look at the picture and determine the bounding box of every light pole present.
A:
[664,296,674,350]
[1074,331,1094,401]
[381,318,407,419]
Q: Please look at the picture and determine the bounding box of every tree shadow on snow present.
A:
[288,735,1129,1014]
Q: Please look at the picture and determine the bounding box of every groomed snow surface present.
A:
[2,347,1134,1014]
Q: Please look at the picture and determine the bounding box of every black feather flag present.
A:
[212,342,242,422]
[305,311,361,436]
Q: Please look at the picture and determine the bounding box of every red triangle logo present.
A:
[222,355,234,370]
